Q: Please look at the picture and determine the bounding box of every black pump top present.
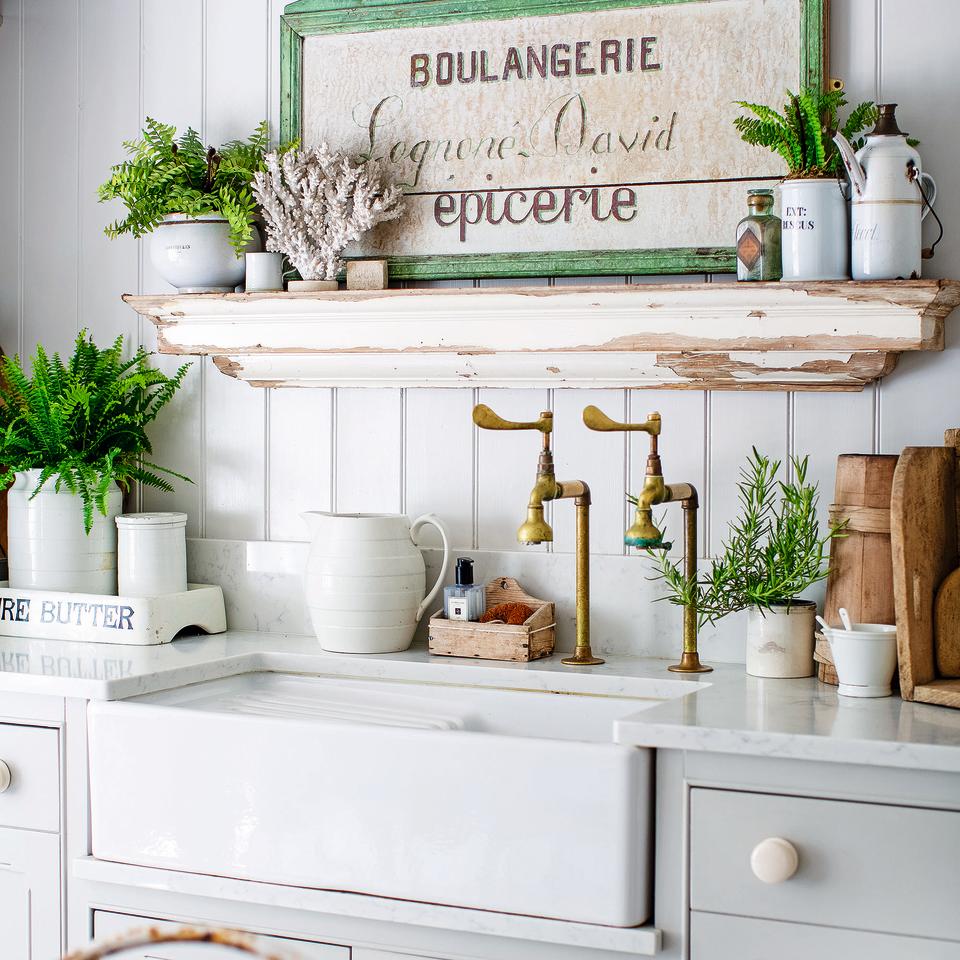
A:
[455,557,475,586]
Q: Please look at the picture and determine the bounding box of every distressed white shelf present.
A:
[124,280,960,391]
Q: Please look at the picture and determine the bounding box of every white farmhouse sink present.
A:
[88,672,684,926]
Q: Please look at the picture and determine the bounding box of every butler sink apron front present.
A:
[87,672,668,927]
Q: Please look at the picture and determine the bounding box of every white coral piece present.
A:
[252,144,405,281]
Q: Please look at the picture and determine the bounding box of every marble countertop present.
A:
[3,630,960,772]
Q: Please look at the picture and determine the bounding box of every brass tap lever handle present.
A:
[582,405,661,436]
[473,404,553,434]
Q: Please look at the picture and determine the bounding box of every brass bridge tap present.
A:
[583,405,711,674]
[472,403,602,666]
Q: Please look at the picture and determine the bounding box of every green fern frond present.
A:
[0,331,192,533]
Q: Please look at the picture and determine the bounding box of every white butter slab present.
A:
[0,583,226,645]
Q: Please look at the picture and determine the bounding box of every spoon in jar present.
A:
[838,607,854,631]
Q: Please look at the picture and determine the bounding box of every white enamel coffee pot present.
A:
[833,103,937,280]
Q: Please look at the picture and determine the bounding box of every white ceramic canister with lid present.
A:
[116,512,188,597]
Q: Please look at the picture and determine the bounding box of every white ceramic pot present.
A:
[149,214,261,293]
[823,623,898,698]
[244,251,284,292]
[303,511,450,654]
[7,469,122,594]
[745,601,816,678]
[116,512,188,597]
[779,178,849,280]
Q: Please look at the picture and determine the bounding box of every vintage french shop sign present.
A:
[281,0,825,278]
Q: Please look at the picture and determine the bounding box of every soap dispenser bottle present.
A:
[444,557,486,621]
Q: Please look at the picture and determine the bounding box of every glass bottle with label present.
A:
[736,189,782,281]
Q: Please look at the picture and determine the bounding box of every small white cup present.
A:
[245,251,284,292]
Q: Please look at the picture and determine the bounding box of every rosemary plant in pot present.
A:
[646,449,844,678]
[98,119,292,292]
[0,333,190,594]
[734,88,877,281]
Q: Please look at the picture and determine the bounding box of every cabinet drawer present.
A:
[690,788,960,941]
[691,912,959,959]
[0,723,60,832]
[93,911,350,959]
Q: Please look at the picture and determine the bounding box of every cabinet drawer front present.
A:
[93,911,350,959]
[0,723,60,832]
[691,912,959,959]
[690,788,960,941]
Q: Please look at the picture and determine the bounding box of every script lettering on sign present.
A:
[297,0,805,270]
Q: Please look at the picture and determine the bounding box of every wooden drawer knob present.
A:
[0,759,11,793]
[750,837,799,883]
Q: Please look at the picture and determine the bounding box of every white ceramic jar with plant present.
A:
[648,448,845,678]
[0,332,191,594]
[98,119,295,292]
[735,89,880,281]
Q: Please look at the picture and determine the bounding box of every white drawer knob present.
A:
[750,837,798,884]
[0,760,11,794]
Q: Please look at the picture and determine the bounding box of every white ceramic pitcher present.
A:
[303,512,450,654]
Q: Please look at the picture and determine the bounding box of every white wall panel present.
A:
[78,0,140,351]
[4,1,960,661]
[404,389,475,550]
[0,0,22,358]
[21,0,79,357]
[335,389,403,514]
[269,387,334,540]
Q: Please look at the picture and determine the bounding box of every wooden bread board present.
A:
[891,444,960,707]
[428,577,555,662]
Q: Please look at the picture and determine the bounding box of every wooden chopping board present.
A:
[890,446,960,702]
[934,568,960,676]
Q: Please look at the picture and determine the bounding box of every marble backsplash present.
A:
[187,538,761,662]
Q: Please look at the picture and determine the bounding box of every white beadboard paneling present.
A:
[877,0,960,454]
[708,391,789,548]
[22,0,79,357]
[552,388,628,556]
[140,0,203,296]
[205,0,269,148]
[476,388,551,551]
[628,390,707,557]
[830,0,879,103]
[0,0,22,357]
[335,389,403,514]
[142,353,204,537]
[404,389,475,550]
[793,390,875,528]
[138,0,205,526]
[269,387,334,540]
[79,0,140,350]
[204,361,267,540]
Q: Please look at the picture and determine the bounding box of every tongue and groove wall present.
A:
[0,0,957,659]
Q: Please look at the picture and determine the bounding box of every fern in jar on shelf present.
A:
[98,118,296,293]
[644,448,845,678]
[0,332,191,593]
[733,87,879,281]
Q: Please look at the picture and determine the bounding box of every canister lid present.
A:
[115,512,188,528]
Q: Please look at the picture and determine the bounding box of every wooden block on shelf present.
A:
[346,259,388,291]
[428,577,555,662]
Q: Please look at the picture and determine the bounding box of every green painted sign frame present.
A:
[280,0,826,280]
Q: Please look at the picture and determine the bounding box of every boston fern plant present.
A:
[0,332,191,533]
[643,449,845,629]
[734,87,878,179]
[98,118,293,255]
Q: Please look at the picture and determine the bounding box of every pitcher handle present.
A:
[920,172,937,222]
[411,513,451,622]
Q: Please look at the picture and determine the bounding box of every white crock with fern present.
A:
[149,214,261,293]
[7,470,122,593]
